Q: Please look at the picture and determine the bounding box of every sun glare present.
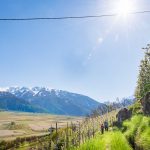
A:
[116,0,134,17]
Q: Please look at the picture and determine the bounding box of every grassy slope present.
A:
[75,115,150,150]
[73,131,132,150]
[123,115,150,150]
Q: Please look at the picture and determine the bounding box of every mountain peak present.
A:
[0,87,8,92]
[3,86,103,116]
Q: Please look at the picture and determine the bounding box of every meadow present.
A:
[0,111,82,141]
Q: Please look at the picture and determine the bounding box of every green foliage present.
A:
[73,134,105,150]
[74,132,132,150]
[123,115,150,150]
[138,128,150,150]
[135,116,150,150]
[135,48,150,99]
[129,101,143,115]
[109,132,132,150]
[123,115,142,144]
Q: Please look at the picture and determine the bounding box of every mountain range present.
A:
[0,87,105,116]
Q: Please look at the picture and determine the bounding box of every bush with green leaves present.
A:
[129,101,143,115]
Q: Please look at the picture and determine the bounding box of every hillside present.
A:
[74,114,150,150]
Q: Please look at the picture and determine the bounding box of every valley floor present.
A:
[0,111,82,141]
[1,111,149,150]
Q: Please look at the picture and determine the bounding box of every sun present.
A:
[116,0,134,17]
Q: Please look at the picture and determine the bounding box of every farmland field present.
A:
[0,111,83,141]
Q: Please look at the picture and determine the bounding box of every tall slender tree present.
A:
[135,44,150,99]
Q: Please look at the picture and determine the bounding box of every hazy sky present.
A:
[0,0,150,102]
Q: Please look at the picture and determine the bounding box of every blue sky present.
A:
[0,0,150,101]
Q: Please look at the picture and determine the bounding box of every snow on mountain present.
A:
[7,87,70,99]
[0,87,7,92]
[5,86,103,116]
[0,91,47,113]
[32,87,42,95]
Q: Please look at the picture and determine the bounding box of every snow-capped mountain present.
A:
[0,91,46,113]
[8,87,57,96]
[8,87,34,101]
[7,87,63,100]
[4,87,104,116]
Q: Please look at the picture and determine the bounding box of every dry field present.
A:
[0,111,83,141]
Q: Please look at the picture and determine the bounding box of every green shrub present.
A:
[139,128,150,150]
[75,135,106,150]
[123,115,150,150]
[135,116,150,150]
[110,132,132,150]
[123,115,142,144]
[129,101,143,115]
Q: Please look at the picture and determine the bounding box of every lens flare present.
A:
[116,0,134,17]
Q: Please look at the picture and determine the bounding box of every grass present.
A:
[135,116,150,150]
[123,115,150,150]
[75,115,150,150]
[123,115,142,144]
[138,128,150,150]
[73,131,132,150]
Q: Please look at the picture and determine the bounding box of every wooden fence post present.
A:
[49,124,52,149]
[66,122,69,149]
[79,122,81,146]
[92,118,95,138]
[87,121,90,139]
[56,122,58,149]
